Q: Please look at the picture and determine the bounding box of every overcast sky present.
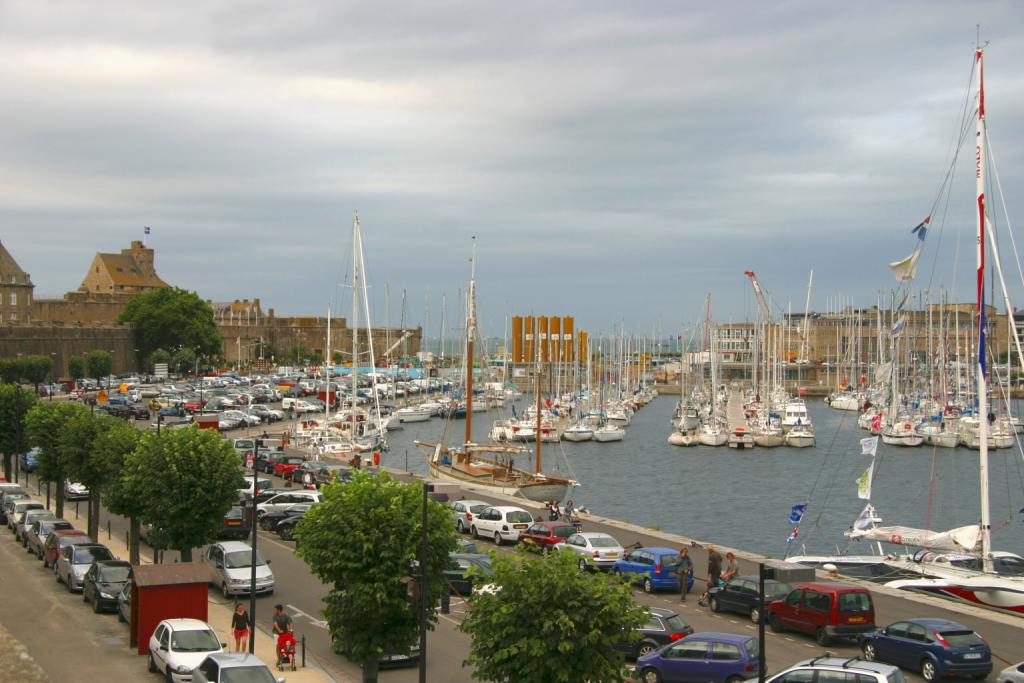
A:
[2,1,1023,339]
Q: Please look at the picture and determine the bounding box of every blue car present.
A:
[635,632,760,683]
[613,547,694,594]
[860,618,991,682]
[19,448,39,472]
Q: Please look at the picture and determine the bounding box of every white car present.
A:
[193,652,285,683]
[148,618,225,683]
[766,656,906,683]
[204,541,275,597]
[449,499,491,534]
[998,662,1024,683]
[469,505,534,545]
[256,490,322,517]
[552,532,625,571]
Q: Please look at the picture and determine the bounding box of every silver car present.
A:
[552,532,625,571]
[449,499,491,534]
[193,652,284,683]
[203,541,275,597]
[27,518,74,558]
[7,500,44,531]
[16,508,56,545]
[55,542,115,591]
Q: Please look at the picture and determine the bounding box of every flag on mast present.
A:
[860,436,878,457]
[856,463,874,500]
[911,216,930,241]
[889,249,922,281]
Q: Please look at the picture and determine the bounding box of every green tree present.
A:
[171,347,197,376]
[294,472,457,683]
[129,427,243,562]
[68,356,85,383]
[93,420,142,563]
[0,384,37,481]
[0,358,20,384]
[459,550,646,683]
[21,355,54,396]
[25,402,83,517]
[58,407,116,540]
[148,348,172,373]
[118,288,222,362]
[84,350,113,384]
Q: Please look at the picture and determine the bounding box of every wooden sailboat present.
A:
[416,241,572,502]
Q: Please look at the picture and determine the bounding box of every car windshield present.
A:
[225,508,246,520]
[660,554,682,568]
[99,565,131,583]
[221,666,278,683]
[589,536,620,548]
[838,591,872,613]
[469,504,489,514]
[235,440,255,449]
[74,547,114,564]
[665,615,691,632]
[225,550,267,569]
[939,630,985,648]
[551,526,576,538]
[765,580,792,596]
[505,511,533,523]
[170,628,221,652]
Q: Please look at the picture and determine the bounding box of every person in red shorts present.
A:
[231,603,250,652]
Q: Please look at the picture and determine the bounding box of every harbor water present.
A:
[381,396,1024,559]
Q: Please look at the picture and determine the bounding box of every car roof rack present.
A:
[840,657,862,669]
[809,652,837,665]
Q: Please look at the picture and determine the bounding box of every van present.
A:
[767,581,875,646]
[204,540,275,597]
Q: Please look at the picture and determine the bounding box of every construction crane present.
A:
[743,271,773,323]
[380,329,414,363]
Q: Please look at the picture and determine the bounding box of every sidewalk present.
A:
[18,482,334,683]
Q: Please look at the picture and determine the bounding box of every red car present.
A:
[42,529,90,568]
[768,581,876,646]
[273,455,308,479]
[518,520,579,555]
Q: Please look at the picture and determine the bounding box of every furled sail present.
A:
[846,524,981,553]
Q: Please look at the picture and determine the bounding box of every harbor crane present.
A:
[743,271,773,323]
[380,329,414,362]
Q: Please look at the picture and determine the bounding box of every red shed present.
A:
[195,414,220,431]
[130,563,212,654]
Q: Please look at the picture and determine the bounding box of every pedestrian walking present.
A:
[720,552,739,583]
[231,603,251,652]
[698,545,723,605]
[272,604,293,636]
[677,548,693,602]
[548,500,560,522]
[563,499,575,521]
[302,469,313,490]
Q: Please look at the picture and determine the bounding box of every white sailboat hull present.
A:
[563,427,594,442]
[593,426,624,442]
[668,431,699,447]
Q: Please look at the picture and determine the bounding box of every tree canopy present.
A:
[20,355,54,389]
[127,426,243,561]
[84,350,113,382]
[25,401,85,517]
[117,288,222,362]
[459,550,646,683]
[93,419,143,562]
[58,407,116,539]
[0,384,37,480]
[294,472,457,679]
[68,356,85,381]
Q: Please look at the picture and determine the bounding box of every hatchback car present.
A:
[766,654,907,683]
[860,618,992,681]
[998,661,1024,683]
[56,542,115,592]
[272,454,308,479]
[768,581,876,645]
[204,540,275,597]
[634,631,760,683]
[82,559,132,613]
[148,618,225,683]
[256,490,322,518]
[259,503,313,532]
[469,505,534,545]
[42,528,91,568]
[553,532,625,571]
[0,489,29,524]
[708,575,792,623]
[193,652,284,683]
[7,500,44,531]
[518,520,578,555]
[64,481,90,501]
[449,499,491,534]
[219,506,252,540]
[614,547,691,594]
[27,518,74,558]
[616,607,694,660]
[16,508,56,545]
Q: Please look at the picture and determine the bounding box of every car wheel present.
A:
[862,642,877,661]
[118,609,126,623]
[221,582,230,598]
[494,532,502,546]
[578,558,588,572]
[92,594,101,613]
[643,577,654,594]
[709,596,720,612]
[456,520,465,533]
[637,642,657,657]
[640,667,663,683]
[280,527,293,541]
[921,659,937,682]
[769,615,784,633]
[148,653,158,673]
[67,577,74,593]
[165,666,174,683]
[750,606,761,624]
[816,628,830,646]
[726,677,744,683]
[471,526,479,539]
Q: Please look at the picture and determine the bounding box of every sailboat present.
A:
[416,241,573,502]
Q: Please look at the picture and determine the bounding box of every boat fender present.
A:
[904,422,912,430]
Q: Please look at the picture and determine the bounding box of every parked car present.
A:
[16,508,55,545]
[616,607,693,660]
[449,499,490,534]
[204,540,275,597]
[518,520,578,555]
[707,575,792,623]
[444,553,494,597]
[55,542,115,592]
[232,438,256,456]
[117,581,132,623]
[274,509,310,542]
[193,652,284,683]
[766,654,907,683]
[82,559,132,613]
[238,477,274,500]
[64,480,90,501]
[256,490,321,518]
[222,410,260,427]
[469,505,534,545]
[219,505,252,540]
[147,618,225,683]
[42,529,90,568]
[552,532,625,572]
[0,489,29,524]
[259,451,291,474]
[20,448,39,472]
[613,546,691,594]
[247,405,283,422]
[272,455,308,479]
[7,500,44,531]
[27,518,74,558]
[859,618,992,682]
[259,502,313,532]
[768,581,876,646]
[634,631,761,683]
[314,463,351,487]
[998,662,1024,683]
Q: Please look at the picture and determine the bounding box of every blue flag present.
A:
[911,216,929,241]
[789,503,807,525]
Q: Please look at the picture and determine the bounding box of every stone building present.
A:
[0,241,35,326]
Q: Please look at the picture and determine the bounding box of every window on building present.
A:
[9,275,15,283]
[10,312,16,321]
[9,293,15,306]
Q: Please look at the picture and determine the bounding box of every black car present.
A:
[219,506,252,540]
[82,560,132,613]
[708,575,792,623]
[259,503,313,532]
[444,553,494,597]
[260,451,290,475]
[616,607,694,659]
[275,508,312,541]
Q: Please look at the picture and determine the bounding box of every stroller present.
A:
[276,630,297,671]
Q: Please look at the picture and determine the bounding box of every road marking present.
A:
[785,637,794,642]
[286,603,328,629]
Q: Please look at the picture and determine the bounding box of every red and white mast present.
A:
[974,47,992,569]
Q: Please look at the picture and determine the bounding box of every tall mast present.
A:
[974,46,992,568]
[351,212,360,422]
[464,238,477,445]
